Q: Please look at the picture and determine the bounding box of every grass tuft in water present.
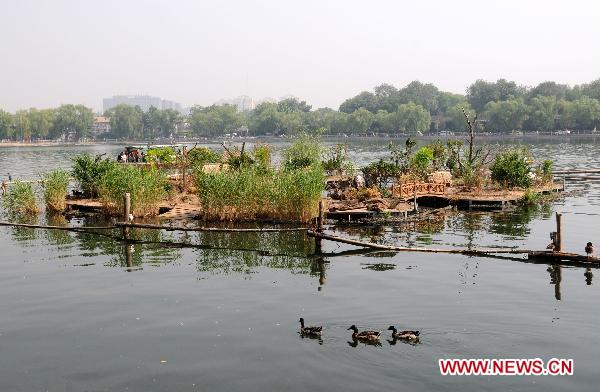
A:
[98,164,169,216]
[41,169,70,212]
[1,181,39,216]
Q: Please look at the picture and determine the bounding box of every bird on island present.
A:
[299,318,322,336]
[585,242,594,257]
[387,326,420,341]
[128,213,134,222]
[347,325,381,342]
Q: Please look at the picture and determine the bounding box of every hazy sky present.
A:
[1,0,599,112]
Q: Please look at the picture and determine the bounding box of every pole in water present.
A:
[562,176,566,192]
[123,193,131,240]
[555,212,563,252]
[315,200,324,253]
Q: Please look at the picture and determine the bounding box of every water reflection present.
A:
[548,265,562,300]
[585,267,593,285]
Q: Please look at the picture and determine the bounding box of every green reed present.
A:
[41,169,70,212]
[195,166,324,222]
[1,181,39,216]
[98,164,169,216]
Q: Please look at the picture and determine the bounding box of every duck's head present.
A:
[387,326,397,332]
[299,317,304,325]
[347,325,358,332]
[587,242,593,247]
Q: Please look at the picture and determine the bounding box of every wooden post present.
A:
[413,182,418,213]
[562,176,566,192]
[315,199,324,253]
[182,146,187,189]
[555,212,562,252]
[122,193,131,240]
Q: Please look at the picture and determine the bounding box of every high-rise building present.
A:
[103,95,183,113]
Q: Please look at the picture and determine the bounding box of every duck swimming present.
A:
[347,325,381,342]
[299,318,322,336]
[388,326,420,341]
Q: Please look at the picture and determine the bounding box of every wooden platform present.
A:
[158,203,201,220]
[65,199,103,211]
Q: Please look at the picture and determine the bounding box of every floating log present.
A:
[0,221,115,231]
[114,222,309,232]
[554,169,600,175]
[528,251,600,264]
[307,230,530,255]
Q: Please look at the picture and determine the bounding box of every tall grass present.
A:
[196,166,324,222]
[98,165,169,216]
[1,181,39,216]
[41,169,70,212]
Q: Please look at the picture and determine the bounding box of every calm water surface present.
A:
[1,139,600,391]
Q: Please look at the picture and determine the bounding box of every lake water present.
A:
[1,139,600,391]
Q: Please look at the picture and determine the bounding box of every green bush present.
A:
[282,134,322,171]
[540,159,553,183]
[362,160,400,190]
[71,154,115,197]
[146,147,177,164]
[2,181,39,216]
[187,147,220,171]
[98,165,169,216]
[322,144,354,175]
[41,169,70,212]
[490,148,533,188]
[252,144,273,172]
[411,146,434,179]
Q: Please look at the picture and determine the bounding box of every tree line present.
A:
[2,78,600,141]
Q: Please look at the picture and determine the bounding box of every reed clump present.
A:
[195,136,324,222]
[98,164,169,216]
[41,169,70,212]
[1,181,39,216]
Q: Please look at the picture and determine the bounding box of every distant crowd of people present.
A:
[117,149,145,163]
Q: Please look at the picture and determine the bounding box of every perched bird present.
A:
[585,242,594,257]
[128,213,134,222]
[347,325,381,342]
[546,242,556,251]
[388,326,420,341]
[299,318,322,336]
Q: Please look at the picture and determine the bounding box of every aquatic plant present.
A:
[98,164,169,216]
[195,166,324,222]
[41,169,70,212]
[1,181,39,216]
[490,148,533,188]
[71,154,115,197]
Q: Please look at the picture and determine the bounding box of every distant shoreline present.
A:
[1,133,599,148]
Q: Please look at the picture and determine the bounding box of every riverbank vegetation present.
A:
[1,181,39,216]
[195,136,324,222]
[71,153,170,216]
[2,79,600,142]
[41,169,70,212]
